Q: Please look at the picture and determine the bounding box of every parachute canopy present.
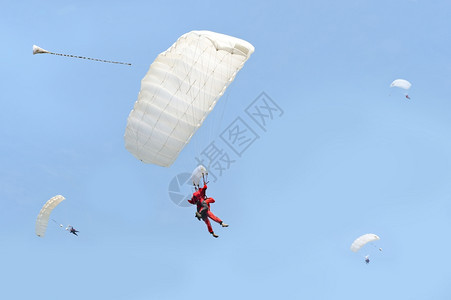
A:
[191,165,207,186]
[390,79,411,90]
[350,233,380,253]
[124,30,255,167]
[36,195,65,237]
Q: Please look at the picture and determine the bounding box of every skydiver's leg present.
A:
[204,217,219,238]
[208,211,228,227]
[203,217,213,234]
[207,211,222,224]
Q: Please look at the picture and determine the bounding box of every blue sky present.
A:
[2,0,451,299]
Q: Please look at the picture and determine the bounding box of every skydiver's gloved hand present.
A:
[195,212,202,221]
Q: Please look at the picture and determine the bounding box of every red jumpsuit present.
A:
[188,185,223,233]
[189,184,208,210]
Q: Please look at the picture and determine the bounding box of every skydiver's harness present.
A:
[193,173,209,220]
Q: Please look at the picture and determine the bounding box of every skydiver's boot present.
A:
[220,222,229,227]
[211,232,219,238]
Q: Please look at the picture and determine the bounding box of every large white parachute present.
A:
[35,195,65,237]
[350,233,380,253]
[390,79,411,90]
[124,30,254,167]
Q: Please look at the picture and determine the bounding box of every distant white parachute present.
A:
[390,79,412,99]
[191,165,208,186]
[32,45,131,65]
[36,195,65,237]
[124,30,255,167]
[350,233,380,253]
[390,79,411,90]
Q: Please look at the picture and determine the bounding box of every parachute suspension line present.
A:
[204,49,237,174]
[51,219,64,228]
[191,39,217,163]
[33,45,131,65]
[208,51,234,145]
[371,244,383,251]
[185,37,206,159]
[188,42,234,167]
[48,51,132,65]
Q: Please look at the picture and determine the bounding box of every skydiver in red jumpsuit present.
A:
[66,225,79,236]
[188,182,228,238]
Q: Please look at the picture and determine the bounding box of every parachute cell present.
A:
[35,195,65,237]
[350,233,380,253]
[124,30,254,167]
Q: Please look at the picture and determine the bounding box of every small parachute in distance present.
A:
[390,79,411,90]
[191,165,208,186]
[124,31,255,167]
[36,195,65,237]
[390,79,411,99]
[32,45,131,66]
[350,233,380,253]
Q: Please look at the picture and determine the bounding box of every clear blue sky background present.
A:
[2,0,451,299]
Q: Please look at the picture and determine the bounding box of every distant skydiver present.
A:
[188,180,228,238]
[66,225,79,236]
[365,255,370,264]
[390,79,412,100]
